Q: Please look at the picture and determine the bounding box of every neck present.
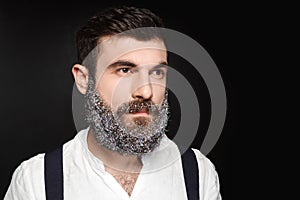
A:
[87,129,142,173]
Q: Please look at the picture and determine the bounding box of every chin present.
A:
[133,116,151,126]
[120,114,152,128]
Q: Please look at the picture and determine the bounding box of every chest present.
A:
[105,168,139,196]
[64,162,188,200]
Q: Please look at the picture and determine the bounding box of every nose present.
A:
[132,75,153,100]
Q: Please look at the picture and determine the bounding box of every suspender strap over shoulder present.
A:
[44,147,199,200]
[44,146,64,200]
[182,148,200,200]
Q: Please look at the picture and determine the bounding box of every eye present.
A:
[150,69,165,79]
[116,67,133,76]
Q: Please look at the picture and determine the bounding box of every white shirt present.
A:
[4,127,222,200]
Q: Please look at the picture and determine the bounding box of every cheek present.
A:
[96,75,114,105]
[152,84,166,105]
[97,75,132,110]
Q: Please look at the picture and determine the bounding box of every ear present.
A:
[72,64,89,95]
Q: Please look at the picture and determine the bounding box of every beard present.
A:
[84,78,169,156]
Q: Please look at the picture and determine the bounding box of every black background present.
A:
[0,0,251,199]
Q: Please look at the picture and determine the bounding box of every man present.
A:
[4,6,221,200]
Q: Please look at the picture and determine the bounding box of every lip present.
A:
[130,111,149,117]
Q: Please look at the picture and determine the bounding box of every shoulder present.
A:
[191,148,217,171]
[191,148,222,199]
[191,148,219,179]
[14,153,45,181]
[4,129,87,200]
[4,153,45,199]
[8,128,86,181]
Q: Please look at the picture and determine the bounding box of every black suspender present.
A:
[181,148,200,200]
[44,146,63,200]
[44,147,199,200]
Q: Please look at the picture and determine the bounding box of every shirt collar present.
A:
[78,127,180,174]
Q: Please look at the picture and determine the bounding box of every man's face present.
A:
[95,37,168,127]
[84,37,169,155]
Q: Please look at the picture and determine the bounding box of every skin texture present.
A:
[72,37,168,196]
[105,164,141,196]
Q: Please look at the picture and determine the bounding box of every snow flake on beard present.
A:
[84,78,169,156]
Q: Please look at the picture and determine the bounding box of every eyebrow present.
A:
[153,62,168,69]
[107,60,168,69]
[108,60,137,69]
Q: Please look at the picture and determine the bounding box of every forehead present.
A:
[97,37,167,69]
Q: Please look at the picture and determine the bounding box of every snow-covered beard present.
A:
[84,78,169,156]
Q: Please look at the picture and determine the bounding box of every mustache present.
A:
[116,100,159,116]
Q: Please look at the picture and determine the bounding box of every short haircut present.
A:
[76,6,165,75]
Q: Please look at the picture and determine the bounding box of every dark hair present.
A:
[76,6,165,70]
